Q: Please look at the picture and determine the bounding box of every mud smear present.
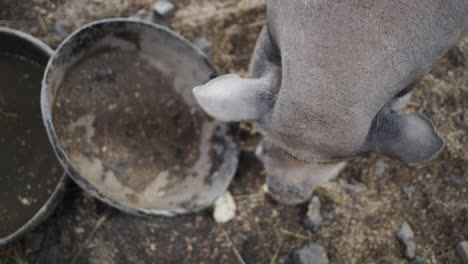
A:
[0,55,62,238]
[53,48,223,210]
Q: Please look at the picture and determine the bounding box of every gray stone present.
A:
[374,159,386,177]
[397,221,418,260]
[294,242,329,264]
[54,21,67,38]
[397,221,414,242]
[450,176,468,189]
[153,0,175,18]
[304,196,323,231]
[193,37,213,58]
[74,227,85,234]
[130,9,167,26]
[404,240,416,259]
[456,241,468,264]
[402,185,415,195]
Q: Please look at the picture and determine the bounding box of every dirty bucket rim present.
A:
[0,27,54,57]
[0,177,66,248]
[42,18,213,78]
[0,27,67,248]
[41,18,238,217]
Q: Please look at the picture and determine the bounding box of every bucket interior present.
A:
[0,28,64,244]
[42,20,238,215]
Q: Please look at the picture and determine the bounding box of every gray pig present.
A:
[194,0,468,204]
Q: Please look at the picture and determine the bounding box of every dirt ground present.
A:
[1,0,467,263]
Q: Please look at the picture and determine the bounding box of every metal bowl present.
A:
[0,27,66,247]
[41,19,239,216]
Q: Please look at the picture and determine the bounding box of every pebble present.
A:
[153,0,175,18]
[149,243,156,251]
[54,21,68,38]
[397,221,414,242]
[193,37,213,58]
[130,9,167,26]
[450,176,468,189]
[402,185,415,195]
[213,191,236,223]
[294,242,329,264]
[304,196,323,231]
[396,221,417,260]
[456,241,468,264]
[19,196,32,206]
[374,159,386,177]
[74,227,85,234]
[404,240,416,259]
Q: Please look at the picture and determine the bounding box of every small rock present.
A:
[19,196,31,206]
[149,243,156,251]
[54,21,68,38]
[130,9,167,26]
[304,196,323,231]
[456,241,468,264]
[374,159,386,177]
[213,191,236,223]
[193,37,213,58]
[294,242,329,264]
[397,221,414,242]
[450,176,468,189]
[402,185,415,195]
[397,221,417,260]
[89,0,103,4]
[74,227,85,234]
[153,0,175,18]
[404,240,416,259]
[24,232,44,253]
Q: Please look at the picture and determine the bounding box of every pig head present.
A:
[194,0,468,204]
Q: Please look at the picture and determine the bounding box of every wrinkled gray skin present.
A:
[194,0,468,204]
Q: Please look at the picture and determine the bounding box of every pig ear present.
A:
[193,74,271,122]
[369,111,444,164]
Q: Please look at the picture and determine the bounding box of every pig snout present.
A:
[256,140,346,205]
